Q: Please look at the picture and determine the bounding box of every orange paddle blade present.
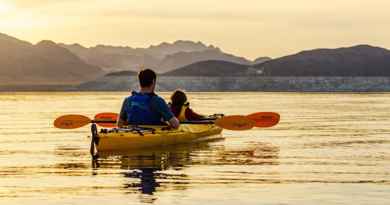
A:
[94,112,118,128]
[54,115,91,129]
[246,112,280,128]
[215,115,255,131]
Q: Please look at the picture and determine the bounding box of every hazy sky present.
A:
[1,0,390,59]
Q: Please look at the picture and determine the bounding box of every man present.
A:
[117,69,180,128]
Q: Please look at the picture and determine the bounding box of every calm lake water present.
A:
[0,92,389,205]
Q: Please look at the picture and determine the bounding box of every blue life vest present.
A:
[125,91,163,125]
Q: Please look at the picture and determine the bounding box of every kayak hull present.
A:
[94,124,223,152]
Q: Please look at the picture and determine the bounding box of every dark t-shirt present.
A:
[119,94,174,124]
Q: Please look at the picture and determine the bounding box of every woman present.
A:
[170,90,205,121]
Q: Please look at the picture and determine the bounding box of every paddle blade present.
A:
[215,115,255,131]
[54,115,91,129]
[247,112,280,128]
[94,112,118,128]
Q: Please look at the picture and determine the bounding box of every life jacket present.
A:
[125,91,163,125]
[177,103,189,122]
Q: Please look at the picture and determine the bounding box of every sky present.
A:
[1,0,390,59]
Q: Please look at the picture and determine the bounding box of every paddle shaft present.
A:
[93,113,278,128]
[91,120,117,124]
[91,119,215,125]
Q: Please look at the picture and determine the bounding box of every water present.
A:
[0,92,389,204]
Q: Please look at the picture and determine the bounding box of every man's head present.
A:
[138,69,157,90]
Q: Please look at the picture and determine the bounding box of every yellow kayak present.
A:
[91,123,223,152]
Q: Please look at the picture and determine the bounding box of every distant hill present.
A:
[253,57,272,65]
[0,33,103,86]
[163,60,257,76]
[60,40,256,73]
[255,45,390,76]
[105,70,137,77]
[158,49,251,73]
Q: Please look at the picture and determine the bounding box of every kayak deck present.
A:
[93,124,223,152]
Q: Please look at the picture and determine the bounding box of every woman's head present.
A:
[171,90,187,106]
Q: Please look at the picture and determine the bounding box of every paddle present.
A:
[94,113,118,128]
[54,114,256,130]
[54,114,117,129]
[54,112,280,130]
[201,112,280,128]
[246,112,280,128]
[214,115,255,131]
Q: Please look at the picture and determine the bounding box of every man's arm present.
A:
[152,96,180,129]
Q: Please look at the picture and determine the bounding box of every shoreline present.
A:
[2,76,390,92]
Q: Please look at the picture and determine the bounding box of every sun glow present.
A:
[0,1,12,13]
[1,0,390,58]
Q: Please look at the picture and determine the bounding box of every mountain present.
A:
[0,33,103,86]
[58,43,161,72]
[146,40,216,59]
[79,45,390,92]
[255,45,390,76]
[163,60,257,76]
[60,40,254,73]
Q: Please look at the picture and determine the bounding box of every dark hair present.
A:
[171,90,187,107]
[138,69,156,87]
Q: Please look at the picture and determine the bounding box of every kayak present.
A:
[54,112,279,157]
[91,123,223,152]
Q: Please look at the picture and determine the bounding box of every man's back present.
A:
[117,68,179,128]
[119,91,174,125]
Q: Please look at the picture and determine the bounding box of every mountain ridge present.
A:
[254,44,390,76]
[101,44,390,78]
[59,40,263,73]
[3,32,390,91]
[0,33,104,85]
